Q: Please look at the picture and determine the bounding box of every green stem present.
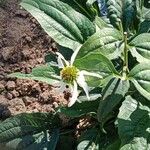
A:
[122,32,128,79]
[118,20,124,37]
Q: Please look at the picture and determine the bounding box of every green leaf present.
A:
[138,20,150,33]
[58,99,100,118]
[86,0,99,17]
[94,16,108,30]
[106,0,136,30]
[129,33,150,62]
[56,44,73,60]
[60,0,97,19]
[45,52,57,63]
[76,27,123,60]
[77,128,120,150]
[118,96,150,150]
[128,63,150,101]
[9,65,60,84]
[47,129,59,150]
[74,52,120,78]
[77,128,99,150]
[0,113,61,150]
[98,78,130,123]
[21,0,96,50]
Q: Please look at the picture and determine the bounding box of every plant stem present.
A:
[118,20,124,37]
[122,32,128,79]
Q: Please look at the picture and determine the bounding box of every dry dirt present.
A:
[0,0,68,119]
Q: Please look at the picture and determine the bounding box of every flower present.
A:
[55,46,102,107]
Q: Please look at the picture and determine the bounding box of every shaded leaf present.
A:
[60,0,97,19]
[128,63,150,101]
[77,128,120,150]
[58,99,100,118]
[106,0,136,31]
[118,96,150,150]
[98,78,130,123]
[0,113,61,150]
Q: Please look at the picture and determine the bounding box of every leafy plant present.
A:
[0,0,150,149]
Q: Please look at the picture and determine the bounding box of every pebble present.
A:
[0,83,5,93]
[6,81,16,90]
[6,92,13,100]
[10,90,19,98]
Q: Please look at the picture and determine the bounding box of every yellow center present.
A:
[61,66,79,84]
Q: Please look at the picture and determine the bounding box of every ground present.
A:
[0,0,68,119]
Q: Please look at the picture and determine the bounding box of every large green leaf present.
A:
[128,63,150,101]
[106,0,137,31]
[74,52,120,78]
[76,27,123,60]
[77,128,120,150]
[21,0,96,50]
[129,33,150,62]
[118,96,150,150]
[0,113,61,150]
[98,78,130,123]
[9,65,60,84]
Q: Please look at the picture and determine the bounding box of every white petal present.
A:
[56,52,69,68]
[77,72,90,100]
[59,81,67,93]
[68,81,78,107]
[80,70,102,78]
[70,45,82,65]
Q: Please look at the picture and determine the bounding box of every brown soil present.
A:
[0,0,68,119]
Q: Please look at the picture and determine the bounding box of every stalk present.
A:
[122,32,128,79]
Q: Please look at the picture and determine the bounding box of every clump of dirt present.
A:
[0,0,67,119]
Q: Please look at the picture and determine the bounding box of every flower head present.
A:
[55,46,102,107]
[61,66,78,84]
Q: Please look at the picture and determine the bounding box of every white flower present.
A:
[55,46,102,107]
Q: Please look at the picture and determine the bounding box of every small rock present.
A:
[42,104,54,112]
[0,83,5,93]
[25,36,32,42]
[23,96,36,106]
[6,92,13,100]
[0,96,10,119]
[39,91,53,103]
[21,49,31,59]
[1,47,14,61]
[0,95,8,105]
[25,67,32,73]
[15,10,28,17]
[53,102,59,108]
[36,58,43,64]
[10,90,19,98]
[32,83,41,92]
[8,98,26,115]
[0,75,4,80]
[0,62,4,67]
[6,81,16,90]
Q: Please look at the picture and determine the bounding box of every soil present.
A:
[0,0,68,119]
